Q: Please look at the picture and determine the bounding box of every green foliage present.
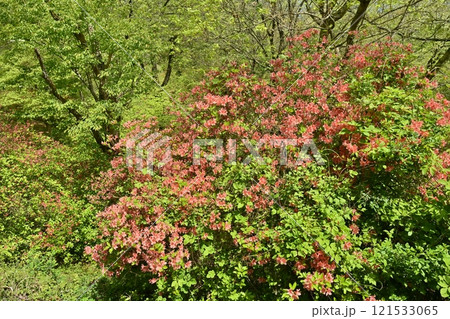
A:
[0,259,99,301]
[0,118,103,264]
[123,92,175,129]
[438,255,450,298]
[0,0,449,302]
[0,0,223,150]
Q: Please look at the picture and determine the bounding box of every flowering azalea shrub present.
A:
[0,118,100,264]
[88,30,449,300]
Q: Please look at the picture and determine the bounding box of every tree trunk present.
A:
[426,46,450,79]
[346,0,371,47]
[161,36,177,87]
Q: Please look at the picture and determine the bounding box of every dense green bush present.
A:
[0,116,102,264]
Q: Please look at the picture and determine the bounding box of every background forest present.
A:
[0,0,449,301]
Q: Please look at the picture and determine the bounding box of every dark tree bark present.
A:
[426,46,450,79]
[318,2,349,40]
[34,48,67,104]
[161,36,177,87]
[346,0,371,47]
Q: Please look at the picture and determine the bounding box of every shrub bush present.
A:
[88,30,449,300]
[0,117,101,264]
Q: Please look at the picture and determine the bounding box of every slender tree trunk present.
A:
[426,46,450,79]
[161,36,177,87]
[346,0,371,47]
